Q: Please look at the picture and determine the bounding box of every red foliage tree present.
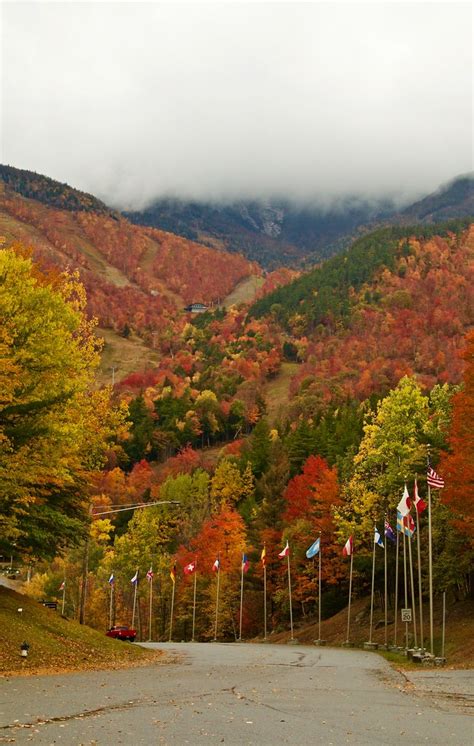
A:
[440,331,474,542]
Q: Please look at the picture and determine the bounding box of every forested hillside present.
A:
[1,168,471,644]
[125,174,473,269]
[251,220,473,399]
[398,173,473,223]
[0,164,116,216]
[0,167,258,350]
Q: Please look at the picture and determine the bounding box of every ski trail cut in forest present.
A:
[263,361,299,424]
[96,327,161,385]
[221,274,264,307]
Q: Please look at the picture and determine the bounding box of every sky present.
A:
[1,1,472,209]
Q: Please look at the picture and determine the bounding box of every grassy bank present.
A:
[267,595,474,668]
[0,586,161,676]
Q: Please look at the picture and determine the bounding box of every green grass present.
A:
[221,274,264,308]
[0,586,159,676]
[263,361,300,423]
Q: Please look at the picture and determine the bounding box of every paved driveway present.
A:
[0,643,472,744]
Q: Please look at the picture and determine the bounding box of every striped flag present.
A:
[146,567,154,582]
[427,466,444,489]
[108,573,115,586]
[343,536,353,556]
[212,557,220,572]
[278,541,290,558]
[242,554,250,573]
[413,479,427,514]
[130,570,139,585]
[58,580,65,591]
[397,510,415,537]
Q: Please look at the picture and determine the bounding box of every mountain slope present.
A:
[125,196,391,269]
[251,219,473,403]
[125,175,474,269]
[0,167,258,347]
[0,164,117,216]
[398,173,474,223]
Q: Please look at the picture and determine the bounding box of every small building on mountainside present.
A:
[184,302,208,313]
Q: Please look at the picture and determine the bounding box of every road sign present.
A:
[401,608,412,622]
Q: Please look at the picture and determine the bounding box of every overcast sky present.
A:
[1,2,472,209]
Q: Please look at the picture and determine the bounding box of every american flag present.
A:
[427,466,444,489]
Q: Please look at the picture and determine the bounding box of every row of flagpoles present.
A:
[59,465,445,647]
[341,465,445,654]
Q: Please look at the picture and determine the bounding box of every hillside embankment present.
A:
[0,586,161,677]
[266,595,474,669]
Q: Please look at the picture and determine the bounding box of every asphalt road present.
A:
[0,643,472,745]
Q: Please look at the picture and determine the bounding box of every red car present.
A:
[106,625,136,642]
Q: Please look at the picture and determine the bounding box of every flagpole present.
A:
[169,576,176,642]
[408,532,418,648]
[109,582,114,629]
[318,533,322,643]
[403,530,409,650]
[416,508,424,653]
[191,561,197,642]
[427,480,434,656]
[131,569,138,629]
[148,569,153,642]
[368,528,376,644]
[346,552,353,644]
[394,530,399,647]
[287,552,294,641]
[239,554,244,641]
[61,581,66,616]
[384,518,388,648]
[214,561,220,642]
[263,546,267,641]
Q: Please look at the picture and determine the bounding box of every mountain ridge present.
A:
[125,174,474,269]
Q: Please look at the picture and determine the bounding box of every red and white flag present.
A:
[212,557,220,572]
[278,541,290,558]
[343,536,353,556]
[58,580,65,591]
[427,466,444,489]
[146,567,154,582]
[413,479,427,514]
[184,561,196,575]
[397,484,412,517]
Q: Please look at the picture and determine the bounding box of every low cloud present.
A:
[2,3,472,209]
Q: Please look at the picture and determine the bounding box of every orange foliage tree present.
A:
[440,331,474,543]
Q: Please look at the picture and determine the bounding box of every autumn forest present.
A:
[0,166,472,644]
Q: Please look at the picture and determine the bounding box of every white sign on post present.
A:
[401,608,412,622]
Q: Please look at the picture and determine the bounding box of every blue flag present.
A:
[306,537,321,559]
[384,519,396,543]
[374,527,384,547]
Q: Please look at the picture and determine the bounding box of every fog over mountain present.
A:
[2,2,472,210]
